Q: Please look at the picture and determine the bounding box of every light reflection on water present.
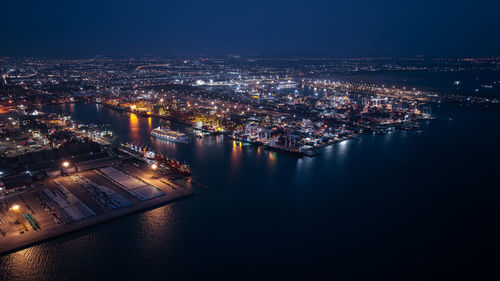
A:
[147,117,152,131]
[129,113,140,143]
[336,139,349,160]
[230,141,243,174]
[134,205,176,250]
[2,102,498,281]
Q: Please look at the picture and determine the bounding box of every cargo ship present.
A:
[154,154,192,177]
[264,144,304,157]
[151,127,190,143]
[230,134,263,146]
[119,143,191,177]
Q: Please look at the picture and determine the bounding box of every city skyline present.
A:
[1,1,499,280]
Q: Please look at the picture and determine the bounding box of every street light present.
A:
[62,161,70,168]
[151,163,158,179]
[11,204,20,212]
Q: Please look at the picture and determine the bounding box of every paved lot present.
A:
[0,163,193,255]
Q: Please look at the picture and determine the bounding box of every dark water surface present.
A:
[1,103,499,281]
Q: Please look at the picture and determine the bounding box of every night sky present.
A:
[2,0,499,57]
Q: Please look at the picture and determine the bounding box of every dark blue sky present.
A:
[2,0,499,57]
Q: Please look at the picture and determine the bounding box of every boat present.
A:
[154,154,192,177]
[264,144,304,157]
[151,127,190,143]
[231,136,263,146]
[119,142,144,157]
[299,145,314,150]
[120,143,191,177]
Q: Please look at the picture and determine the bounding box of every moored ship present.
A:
[151,127,190,143]
[230,134,263,146]
[119,143,192,177]
[154,154,192,177]
[264,144,304,157]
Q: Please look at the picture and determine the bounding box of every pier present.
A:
[0,158,193,256]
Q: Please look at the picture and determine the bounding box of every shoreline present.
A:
[94,101,431,157]
[0,158,194,256]
[0,190,192,256]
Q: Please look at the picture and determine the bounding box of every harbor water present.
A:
[1,102,499,280]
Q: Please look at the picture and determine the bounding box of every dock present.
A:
[0,159,193,256]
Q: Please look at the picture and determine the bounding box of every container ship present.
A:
[151,127,190,143]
